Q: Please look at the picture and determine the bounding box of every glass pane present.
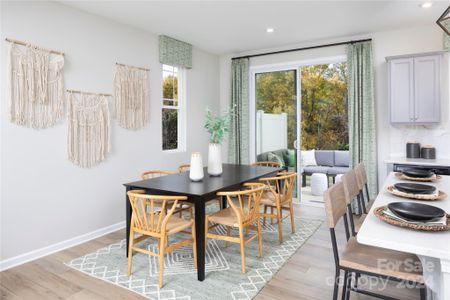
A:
[255,70,297,155]
[162,108,178,150]
[300,62,348,151]
[300,62,348,204]
[162,65,178,107]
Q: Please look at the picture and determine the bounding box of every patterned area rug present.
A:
[65,216,321,300]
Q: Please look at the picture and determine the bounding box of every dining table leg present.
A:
[194,196,206,281]
[125,186,132,257]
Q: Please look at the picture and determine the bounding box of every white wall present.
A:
[220,24,450,187]
[0,1,220,264]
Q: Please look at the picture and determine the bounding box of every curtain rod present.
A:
[115,62,149,72]
[5,38,65,56]
[67,89,112,97]
[231,38,372,60]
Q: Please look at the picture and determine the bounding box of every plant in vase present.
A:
[204,106,234,176]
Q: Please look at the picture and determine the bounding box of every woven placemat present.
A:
[374,206,450,232]
[386,185,447,201]
[394,172,442,182]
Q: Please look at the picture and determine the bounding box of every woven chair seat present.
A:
[135,214,193,235]
[208,207,239,227]
[260,192,289,206]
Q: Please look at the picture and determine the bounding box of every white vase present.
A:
[189,152,204,181]
[208,143,223,176]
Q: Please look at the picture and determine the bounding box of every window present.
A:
[162,64,186,151]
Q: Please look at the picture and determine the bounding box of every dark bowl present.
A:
[394,183,436,195]
[388,202,445,222]
[402,168,434,178]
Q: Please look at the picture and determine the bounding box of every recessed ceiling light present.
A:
[420,2,433,8]
[266,27,274,33]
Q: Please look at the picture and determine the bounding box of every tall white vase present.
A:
[208,143,223,176]
[189,152,204,181]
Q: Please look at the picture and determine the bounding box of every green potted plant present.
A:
[204,107,233,175]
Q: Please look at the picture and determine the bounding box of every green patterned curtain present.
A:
[228,58,250,164]
[159,35,192,69]
[347,41,378,211]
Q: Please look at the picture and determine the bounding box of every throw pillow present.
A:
[301,150,317,166]
[268,152,285,167]
[284,149,296,168]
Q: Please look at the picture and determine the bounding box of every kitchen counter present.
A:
[385,156,450,167]
[358,172,450,300]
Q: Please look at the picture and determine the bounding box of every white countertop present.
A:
[357,172,450,299]
[357,172,450,260]
[385,156,450,167]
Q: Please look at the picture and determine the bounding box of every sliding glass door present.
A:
[250,57,348,203]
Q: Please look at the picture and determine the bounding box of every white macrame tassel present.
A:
[67,92,110,168]
[113,65,149,130]
[7,43,65,128]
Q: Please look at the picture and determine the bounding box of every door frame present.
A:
[249,55,347,201]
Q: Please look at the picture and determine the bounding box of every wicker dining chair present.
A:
[259,172,297,243]
[251,161,281,168]
[127,190,196,288]
[178,164,191,173]
[141,170,192,218]
[205,182,266,273]
[141,170,176,180]
[323,182,425,300]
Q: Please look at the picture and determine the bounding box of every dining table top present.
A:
[123,163,283,197]
[357,172,450,260]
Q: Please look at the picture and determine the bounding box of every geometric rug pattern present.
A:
[65,217,321,300]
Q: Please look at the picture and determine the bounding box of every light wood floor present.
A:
[0,204,420,300]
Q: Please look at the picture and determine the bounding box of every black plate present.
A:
[388,202,445,221]
[402,168,434,178]
[394,183,436,195]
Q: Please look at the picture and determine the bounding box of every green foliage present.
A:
[255,63,348,151]
[162,74,178,150]
[204,107,234,144]
[300,63,348,150]
[163,75,178,100]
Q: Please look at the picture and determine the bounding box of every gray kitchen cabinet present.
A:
[387,52,444,124]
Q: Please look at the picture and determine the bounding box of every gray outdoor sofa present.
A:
[301,150,349,186]
[256,149,349,187]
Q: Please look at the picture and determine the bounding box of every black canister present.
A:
[421,146,436,159]
[406,142,421,158]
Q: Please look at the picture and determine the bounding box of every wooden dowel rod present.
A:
[66,89,112,97]
[5,38,65,56]
[115,62,149,72]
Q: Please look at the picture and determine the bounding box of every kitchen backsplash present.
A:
[388,124,450,159]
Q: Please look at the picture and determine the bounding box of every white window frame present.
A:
[162,65,186,152]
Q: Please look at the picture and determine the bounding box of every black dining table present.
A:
[123,163,282,281]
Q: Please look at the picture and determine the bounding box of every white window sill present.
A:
[162,148,186,154]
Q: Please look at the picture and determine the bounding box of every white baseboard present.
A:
[0,221,125,272]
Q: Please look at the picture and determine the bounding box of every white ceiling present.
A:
[61,1,449,55]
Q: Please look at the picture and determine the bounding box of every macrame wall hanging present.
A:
[67,90,111,168]
[6,39,65,129]
[113,63,150,130]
